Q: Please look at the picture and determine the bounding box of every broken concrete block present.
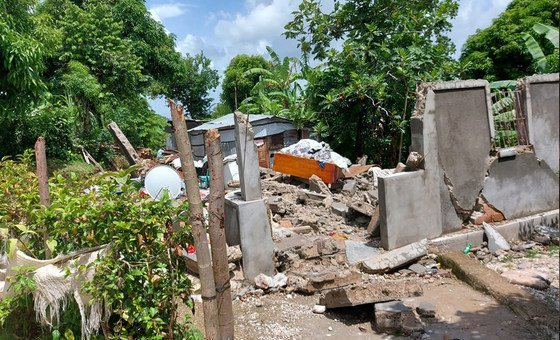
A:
[298,244,320,259]
[342,180,357,196]
[366,207,380,236]
[317,237,345,256]
[309,175,332,196]
[374,301,411,334]
[416,301,436,318]
[483,222,510,253]
[319,280,422,308]
[294,269,362,294]
[348,201,375,217]
[297,189,327,203]
[345,240,382,264]
[408,263,428,275]
[267,196,285,214]
[278,219,293,228]
[501,270,550,290]
[312,305,326,314]
[291,226,313,234]
[361,239,428,274]
[394,162,407,173]
[472,202,505,225]
[227,245,242,263]
[331,202,348,217]
[405,151,424,170]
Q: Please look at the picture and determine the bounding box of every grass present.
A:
[548,244,559,254]
[525,249,539,258]
[500,255,514,263]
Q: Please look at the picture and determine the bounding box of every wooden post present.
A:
[107,121,141,166]
[205,129,234,340]
[169,100,220,339]
[34,137,51,259]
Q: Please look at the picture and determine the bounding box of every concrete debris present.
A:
[331,202,349,217]
[361,239,428,274]
[309,175,332,196]
[374,300,424,335]
[342,180,357,196]
[345,240,382,264]
[416,301,436,318]
[405,151,424,170]
[501,270,551,290]
[483,222,511,253]
[408,263,428,275]
[532,225,560,245]
[319,280,423,308]
[312,304,326,314]
[293,269,362,295]
[348,201,375,217]
[254,273,288,290]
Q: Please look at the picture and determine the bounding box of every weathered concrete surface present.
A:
[524,73,559,174]
[361,239,427,274]
[434,86,492,215]
[483,153,559,219]
[374,301,420,335]
[379,170,439,249]
[501,270,551,290]
[345,240,383,264]
[319,280,423,308]
[293,269,362,294]
[439,252,560,333]
[482,222,511,253]
[233,112,263,201]
[430,210,559,251]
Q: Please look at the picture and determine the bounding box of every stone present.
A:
[227,245,242,263]
[366,207,380,237]
[361,239,428,274]
[297,189,328,203]
[416,302,436,318]
[267,196,285,214]
[501,270,550,290]
[345,241,383,264]
[331,202,349,217]
[309,175,332,195]
[342,180,357,196]
[319,281,423,308]
[408,263,428,275]
[317,238,345,256]
[532,234,550,245]
[483,222,511,253]
[312,305,326,314]
[406,151,424,170]
[291,226,313,234]
[348,201,375,217]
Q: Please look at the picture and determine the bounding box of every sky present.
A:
[146,0,513,118]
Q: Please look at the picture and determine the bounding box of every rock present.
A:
[267,196,285,214]
[331,202,349,217]
[532,234,550,245]
[416,302,436,318]
[345,241,383,264]
[317,237,345,256]
[398,269,414,276]
[228,263,236,271]
[405,151,424,170]
[254,273,274,289]
[322,196,334,208]
[327,326,333,332]
[227,245,242,263]
[483,222,511,253]
[312,305,326,314]
[394,162,407,173]
[348,201,375,217]
[319,281,423,308]
[255,300,263,307]
[342,180,357,196]
[291,226,313,234]
[309,175,332,196]
[408,263,428,275]
[366,207,380,236]
[374,300,422,335]
[361,239,428,274]
[501,270,551,290]
[297,189,327,203]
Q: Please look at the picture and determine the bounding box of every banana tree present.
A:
[522,23,559,73]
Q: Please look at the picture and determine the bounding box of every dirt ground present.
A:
[189,276,541,340]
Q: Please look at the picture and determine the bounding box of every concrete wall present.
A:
[379,74,560,250]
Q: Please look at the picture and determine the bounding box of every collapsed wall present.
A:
[379,74,559,250]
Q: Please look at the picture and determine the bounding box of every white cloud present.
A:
[149,3,189,23]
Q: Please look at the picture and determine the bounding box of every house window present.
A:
[491,88,529,149]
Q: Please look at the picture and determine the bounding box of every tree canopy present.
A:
[284,0,460,166]
[0,0,218,160]
[460,0,559,81]
[220,54,270,112]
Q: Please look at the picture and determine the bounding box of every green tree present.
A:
[285,0,459,166]
[460,0,559,81]
[522,23,559,73]
[220,54,270,111]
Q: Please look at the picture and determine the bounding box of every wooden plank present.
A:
[107,121,141,166]
[272,152,343,184]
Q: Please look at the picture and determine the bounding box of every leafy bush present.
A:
[0,152,197,338]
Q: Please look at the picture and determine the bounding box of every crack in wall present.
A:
[442,171,473,221]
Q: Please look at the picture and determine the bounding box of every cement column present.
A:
[233,112,263,201]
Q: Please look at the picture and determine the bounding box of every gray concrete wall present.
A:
[379,74,559,250]
[525,74,560,174]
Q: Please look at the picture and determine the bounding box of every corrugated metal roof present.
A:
[188,113,291,132]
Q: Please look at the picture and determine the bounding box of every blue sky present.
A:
[146,0,512,118]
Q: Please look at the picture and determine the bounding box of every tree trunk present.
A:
[205,129,235,340]
[34,137,51,259]
[353,110,366,160]
[169,100,220,339]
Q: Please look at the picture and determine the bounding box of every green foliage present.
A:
[285,0,459,166]
[0,153,196,338]
[522,23,559,73]
[460,0,559,81]
[221,54,271,110]
[0,0,218,161]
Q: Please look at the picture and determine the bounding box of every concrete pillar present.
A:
[233,112,262,201]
